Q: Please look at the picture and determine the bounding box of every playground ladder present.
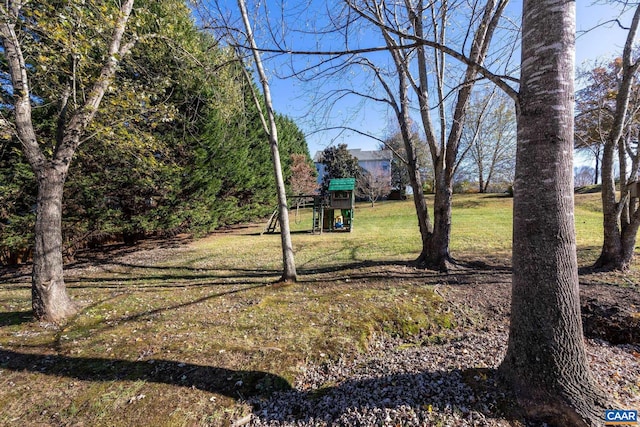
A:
[263,208,279,234]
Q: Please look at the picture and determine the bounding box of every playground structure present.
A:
[312,178,355,233]
[263,178,356,234]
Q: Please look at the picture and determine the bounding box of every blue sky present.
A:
[238,1,637,157]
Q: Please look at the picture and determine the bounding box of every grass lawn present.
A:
[0,192,633,426]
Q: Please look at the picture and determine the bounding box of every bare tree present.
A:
[357,166,391,207]
[382,123,432,195]
[459,89,516,193]
[499,1,609,424]
[236,0,297,282]
[575,62,615,186]
[0,0,137,322]
[575,165,596,188]
[341,0,513,270]
[589,4,640,270]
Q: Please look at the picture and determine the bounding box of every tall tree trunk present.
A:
[32,166,76,322]
[374,15,435,270]
[395,98,433,264]
[596,140,624,268]
[500,1,608,424]
[619,134,631,226]
[595,4,640,270]
[424,172,453,270]
[270,142,297,282]
[237,0,296,282]
[593,145,600,185]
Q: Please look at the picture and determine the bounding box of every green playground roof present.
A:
[329,178,356,191]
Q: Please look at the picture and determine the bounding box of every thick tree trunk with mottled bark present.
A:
[428,179,453,267]
[416,165,453,271]
[0,0,136,322]
[597,140,626,269]
[32,167,76,321]
[395,93,434,266]
[499,1,609,424]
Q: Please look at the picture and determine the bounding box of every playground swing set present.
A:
[263,178,356,234]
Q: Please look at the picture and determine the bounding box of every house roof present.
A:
[329,178,356,191]
[349,149,393,161]
[313,148,392,163]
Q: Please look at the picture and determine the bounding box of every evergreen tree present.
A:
[0,0,312,319]
[318,144,361,195]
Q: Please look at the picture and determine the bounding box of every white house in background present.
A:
[313,148,393,184]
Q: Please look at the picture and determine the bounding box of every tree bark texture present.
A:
[32,167,77,322]
[398,112,434,265]
[270,141,298,282]
[500,1,609,424]
[416,164,452,271]
[391,70,433,263]
[596,139,623,267]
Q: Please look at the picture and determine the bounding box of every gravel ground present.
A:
[243,282,640,426]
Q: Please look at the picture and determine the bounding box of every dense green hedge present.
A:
[0,2,310,264]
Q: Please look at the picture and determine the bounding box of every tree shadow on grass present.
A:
[0,348,290,399]
[0,348,524,425]
[63,270,280,289]
[57,258,513,291]
[0,310,32,326]
[2,251,515,291]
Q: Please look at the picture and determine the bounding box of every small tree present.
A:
[382,125,432,196]
[289,153,318,197]
[574,62,617,186]
[574,166,596,188]
[357,166,391,207]
[458,90,516,193]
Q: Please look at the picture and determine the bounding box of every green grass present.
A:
[281,193,606,265]
[0,192,633,426]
